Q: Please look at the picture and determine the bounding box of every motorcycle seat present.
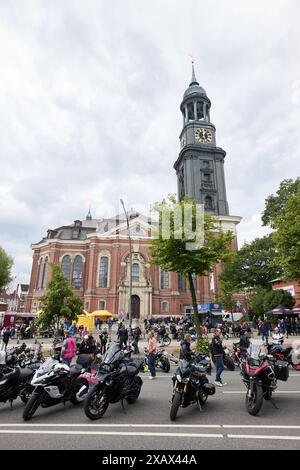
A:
[19,367,34,379]
[3,368,20,381]
[69,364,83,375]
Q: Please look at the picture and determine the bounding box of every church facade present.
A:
[25,66,241,320]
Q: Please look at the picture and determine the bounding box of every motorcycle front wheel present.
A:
[23,391,43,421]
[245,383,263,416]
[161,358,170,373]
[170,391,181,421]
[84,387,109,420]
[163,337,171,346]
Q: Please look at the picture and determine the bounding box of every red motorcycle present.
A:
[267,344,300,371]
[240,343,289,416]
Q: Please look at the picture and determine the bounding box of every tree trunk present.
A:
[188,272,201,338]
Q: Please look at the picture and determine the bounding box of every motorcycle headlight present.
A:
[176,374,182,382]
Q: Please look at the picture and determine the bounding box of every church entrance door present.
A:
[131,295,140,319]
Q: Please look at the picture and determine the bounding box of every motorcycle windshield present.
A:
[35,358,58,377]
[247,340,267,360]
[102,342,124,365]
[178,359,192,377]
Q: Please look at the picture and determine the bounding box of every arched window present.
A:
[72,255,83,289]
[61,255,71,280]
[187,102,194,121]
[196,101,204,120]
[99,256,109,288]
[41,257,49,289]
[178,273,186,293]
[132,263,140,282]
[37,258,43,290]
[160,269,169,290]
[205,196,213,210]
[162,301,169,312]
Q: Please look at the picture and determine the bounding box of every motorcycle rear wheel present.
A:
[225,357,235,371]
[23,392,42,421]
[245,383,263,416]
[84,388,109,420]
[170,391,181,421]
[163,337,171,346]
[161,358,170,373]
[126,377,143,404]
[198,391,208,405]
[70,378,89,405]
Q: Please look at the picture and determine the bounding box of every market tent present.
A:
[292,304,300,313]
[90,310,114,318]
[272,304,294,315]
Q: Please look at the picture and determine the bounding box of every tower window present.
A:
[72,255,83,290]
[196,101,204,120]
[204,196,214,210]
[160,269,169,290]
[187,102,194,121]
[178,273,186,293]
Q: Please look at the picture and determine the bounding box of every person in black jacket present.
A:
[179,334,194,361]
[239,329,251,358]
[117,324,128,348]
[211,328,227,387]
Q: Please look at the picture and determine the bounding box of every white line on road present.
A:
[228,434,300,441]
[223,425,300,429]
[0,423,221,428]
[0,430,224,438]
[222,390,300,394]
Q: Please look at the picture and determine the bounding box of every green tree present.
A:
[220,235,281,290]
[262,289,295,312]
[0,247,13,292]
[272,189,300,281]
[150,195,233,335]
[245,287,269,318]
[37,263,84,328]
[217,280,237,313]
[262,178,300,229]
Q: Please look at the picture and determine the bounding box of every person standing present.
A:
[60,332,77,366]
[147,331,158,380]
[212,328,227,387]
[99,329,108,354]
[132,325,142,355]
[117,323,128,348]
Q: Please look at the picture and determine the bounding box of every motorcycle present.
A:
[157,333,171,347]
[22,354,91,421]
[170,354,215,421]
[232,342,243,366]
[143,348,171,373]
[211,347,235,371]
[267,343,300,371]
[84,342,144,420]
[240,342,289,416]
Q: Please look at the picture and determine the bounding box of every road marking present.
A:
[228,434,300,441]
[222,390,300,394]
[0,430,223,438]
[223,425,300,429]
[0,423,221,428]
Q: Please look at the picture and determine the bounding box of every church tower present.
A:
[174,63,229,216]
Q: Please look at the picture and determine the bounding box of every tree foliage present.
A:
[150,195,234,335]
[0,247,13,292]
[262,178,300,229]
[217,280,237,312]
[37,263,84,328]
[263,289,295,312]
[220,235,281,290]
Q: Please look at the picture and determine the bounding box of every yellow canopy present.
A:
[91,310,114,318]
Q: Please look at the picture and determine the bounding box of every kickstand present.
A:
[270,397,279,410]
[197,400,202,412]
[9,400,13,410]
[120,399,127,413]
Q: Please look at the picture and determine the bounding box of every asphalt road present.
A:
[1,364,300,450]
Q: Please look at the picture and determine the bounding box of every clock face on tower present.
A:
[195,128,213,144]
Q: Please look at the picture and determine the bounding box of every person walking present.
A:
[1,328,11,352]
[212,328,227,387]
[132,325,142,355]
[147,331,158,380]
[262,320,271,344]
[60,331,77,366]
[99,329,109,354]
[117,323,128,348]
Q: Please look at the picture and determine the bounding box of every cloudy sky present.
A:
[0,0,300,286]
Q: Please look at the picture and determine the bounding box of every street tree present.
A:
[150,195,233,335]
[0,247,13,292]
[220,235,282,290]
[37,263,84,328]
[262,178,300,229]
[263,289,295,312]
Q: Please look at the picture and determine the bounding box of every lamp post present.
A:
[120,199,133,336]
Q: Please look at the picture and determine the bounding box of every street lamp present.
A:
[120,199,133,335]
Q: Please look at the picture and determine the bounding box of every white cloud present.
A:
[0,0,299,283]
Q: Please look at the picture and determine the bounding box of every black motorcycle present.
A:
[84,342,143,420]
[144,347,170,373]
[22,354,91,421]
[211,346,235,371]
[170,355,215,421]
